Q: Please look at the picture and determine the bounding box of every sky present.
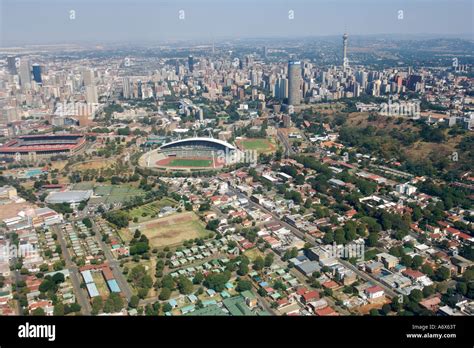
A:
[0,0,473,46]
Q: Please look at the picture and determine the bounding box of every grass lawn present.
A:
[138,212,211,248]
[93,185,146,204]
[70,159,114,171]
[169,159,212,167]
[244,248,265,262]
[128,198,177,223]
[238,138,275,153]
[92,271,110,297]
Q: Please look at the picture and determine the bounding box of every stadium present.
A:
[0,134,87,162]
[138,137,244,172]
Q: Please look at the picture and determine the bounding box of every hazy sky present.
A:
[0,0,473,45]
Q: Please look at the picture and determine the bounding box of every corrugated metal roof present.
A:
[86,282,99,297]
[107,279,121,293]
[81,270,93,284]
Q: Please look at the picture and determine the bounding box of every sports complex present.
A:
[0,134,86,162]
[138,137,244,172]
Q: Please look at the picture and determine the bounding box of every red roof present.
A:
[366,285,384,294]
[302,290,320,302]
[315,306,338,316]
[322,280,339,289]
[296,287,308,296]
[403,269,425,279]
[102,267,114,281]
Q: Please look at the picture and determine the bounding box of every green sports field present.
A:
[169,159,212,167]
[238,138,275,153]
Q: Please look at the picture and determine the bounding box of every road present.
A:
[227,185,397,303]
[12,266,23,315]
[90,220,134,302]
[52,225,92,315]
[339,259,397,298]
[277,129,295,157]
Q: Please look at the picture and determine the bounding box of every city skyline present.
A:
[1,0,473,46]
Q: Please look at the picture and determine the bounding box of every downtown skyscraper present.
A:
[288,60,302,106]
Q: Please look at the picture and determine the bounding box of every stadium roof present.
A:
[160,137,236,151]
[45,190,92,204]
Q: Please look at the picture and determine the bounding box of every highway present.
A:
[277,129,295,157]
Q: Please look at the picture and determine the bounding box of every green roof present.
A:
[223,296,255,316]
[241,290,256,299]
[185,304,228,316]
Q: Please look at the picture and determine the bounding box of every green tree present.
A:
[129,295,140,308]
[159,288,171,301]
[253,256,265,271]
[236,280,252,292]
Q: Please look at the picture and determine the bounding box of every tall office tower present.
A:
[352,82,361,97]
[19,59,31,87]
[288,60,302,106]
[122,77,131,99]
[250,70,259,86]
[85,85,98,104]
[7,56,17,75]
[342,32,349,70]
[32,64,42,83]
[82,68,94,86]
[279,78,288,100]
[263,46,268,59]
[245,55,252,68]
[188,55,194,73]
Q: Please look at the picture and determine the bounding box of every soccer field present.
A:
[238,138,275,153]
[139,212,211,247]
[168,158,213,167]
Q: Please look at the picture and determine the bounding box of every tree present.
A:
[434,266,450,281]
[204,272,231,292]
[105,211,129,228]
[39,279,55,293]
[82,217,93,229]
[159,288,171,301]
[381,304,392,315]
[236,280,252,292]
[177,276,194,295]
[31,308,45,316]
[421,264,434,277]
[253,256,265,271]
[423,285,435,298]
[412,255,424,270]
[53,302,65,316]
[401,255,413,268]
[193,272,204,284]
[129,295,140,308]
[52,272,65,284]
[264,253,274,268]
[162,302,172,313]
[237,262,249,276]
[92,296,103,314]
[366,233,379,247]
[369,308,380,316]
[409,289,423,303]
